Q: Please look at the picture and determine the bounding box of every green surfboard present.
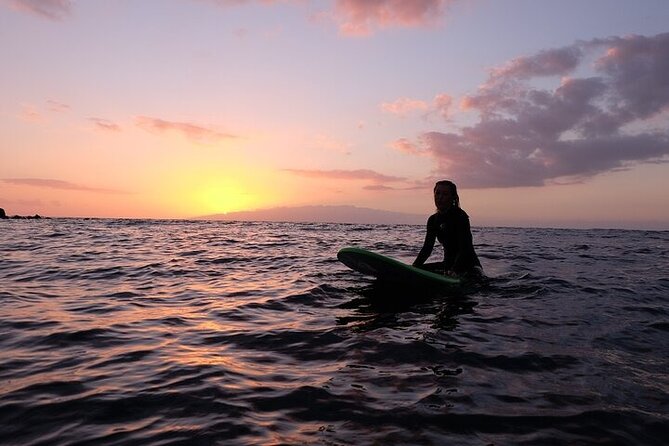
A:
[337,247,461,288]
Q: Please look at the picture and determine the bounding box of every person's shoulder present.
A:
[454,207,470,220]
[426,212,440,227]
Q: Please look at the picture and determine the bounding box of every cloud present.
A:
[433,93,453,120]
[391,138,423,155]
[1,178,129,194]
[19,104,42,122]
[3,0,73,20]
[194,0,282,6]
[89,118,121,132]
[381,97,429,117]
[382,93,453,120]
[47,100,70,113]
[6,0,455,35]
[135,116,238,144]
[195,0,455,36]
[490,46,583,81]
[284,168,417,192]
[402,32,669,188]
[333,0,453,36]
[18,101,69,122]
[363,184,398,191]
[284,168,405,183]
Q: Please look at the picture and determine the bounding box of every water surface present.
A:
[1,219,667,445]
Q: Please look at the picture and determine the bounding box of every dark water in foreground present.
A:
[1,219,668,445]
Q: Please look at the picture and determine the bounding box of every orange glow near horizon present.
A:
[189,178,261,216]
[145,168,271,218]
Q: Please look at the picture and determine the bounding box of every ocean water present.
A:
[1,219,667,445]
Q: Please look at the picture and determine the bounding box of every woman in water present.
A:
[413,180,483,278]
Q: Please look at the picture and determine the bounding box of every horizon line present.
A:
[3,215,666,232]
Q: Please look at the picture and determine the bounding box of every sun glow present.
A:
[193,180,256,215]
[155,166,285,218]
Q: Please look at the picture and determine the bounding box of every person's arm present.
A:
[413,218,437,266]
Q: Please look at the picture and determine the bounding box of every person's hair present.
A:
[434,180,460,208]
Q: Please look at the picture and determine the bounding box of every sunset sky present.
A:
[1,0,668,229]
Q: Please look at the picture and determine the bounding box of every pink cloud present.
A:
[1,178,129,194]
[283,168,420,193]
[333,0,453,36]
[135,116,238,144]
[19,104,42,122]
[381,93,453,120]
[17,100,69,123]
[46,100,70,112]
[432,93,453,120]
[405,32,669,188]
[284,168,405,183]
[391,138,424,156]
[194,0,456,36]
[363,184,398,191]
[381,97,429,117]
[195,0,282,5]
[3,0,72,20]
[89,118,121,132]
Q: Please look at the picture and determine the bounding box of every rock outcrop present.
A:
[0,208,43,219]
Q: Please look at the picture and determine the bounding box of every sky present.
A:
[1,0,668,229]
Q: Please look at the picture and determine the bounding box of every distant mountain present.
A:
[198,205,425,225]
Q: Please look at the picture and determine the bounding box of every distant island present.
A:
[198,205,426,225]
[0,207,44,219]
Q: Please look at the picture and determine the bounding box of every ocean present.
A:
[1,219,667,445]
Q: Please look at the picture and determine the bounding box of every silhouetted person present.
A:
[413,180,483,278]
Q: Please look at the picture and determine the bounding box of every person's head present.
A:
[434,180,459,212]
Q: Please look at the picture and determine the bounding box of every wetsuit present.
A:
[414,207,482,275]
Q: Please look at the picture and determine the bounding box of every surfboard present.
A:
[337,247,461,288]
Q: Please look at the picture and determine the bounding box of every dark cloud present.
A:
[408,32,669,188]
[593,33,669,121]
[490,46,583,80]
